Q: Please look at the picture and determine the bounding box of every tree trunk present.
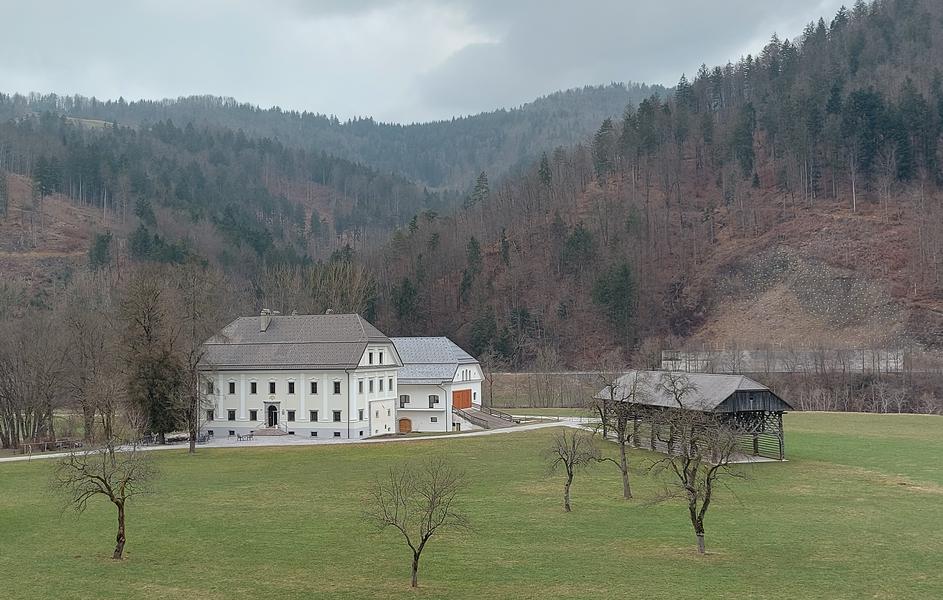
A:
[411,553,420,588]
[82,405,96,443]
[619,441,632,499]
[563,474,572,512]
[113,502,126,560]
[696,533,705,554]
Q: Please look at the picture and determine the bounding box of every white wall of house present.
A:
[396,371,482,433]
[370,398,396,436]
[201,361,398,439]
[396,409,448,432]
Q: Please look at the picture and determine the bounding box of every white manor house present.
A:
[199,311,483,439]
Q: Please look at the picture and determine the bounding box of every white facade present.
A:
[202,340,400,440]
[199,316,484,440]
[395,359,483,433]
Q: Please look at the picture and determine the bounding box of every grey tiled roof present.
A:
[201,314,390,370]
[391,337,477,383]
[595,370,776,411]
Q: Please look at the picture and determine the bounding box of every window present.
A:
[287,410,295,422]
[333,431,341,437]
[375,410,379,418]
[379,351,384,364]
[288,431,295,435]
[310,410,318,422]
[387,408,391,416]
[332,410,342,422]
[400,394,409,408]
[250,381,257,394]
[310,381,318,394]
[227,409,236,421]
[429,394,439,408]
[208,430,214,437]
[358,409,364,421]
[333,381,341,395]
[358,380,364,394]
[249,409,258,421]
[206,381,214,394]
[269,381,276,394]
[388,377,393,390]
[431,416,438,423]
[310,431,318,437]
[379,379,384,392]
[228,381,235,395]
[369,379,374,393]
[474,392,477,401]
[288,381,295,394]
[206,409,214,422]
[229,430,235,436]
[359,431,364,436]
[370,351,375,364]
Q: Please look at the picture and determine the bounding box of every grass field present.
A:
[1,412,941,599]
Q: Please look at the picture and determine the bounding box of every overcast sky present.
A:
[1,0,846,123]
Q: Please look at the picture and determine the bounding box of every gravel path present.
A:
[0,419,586,464]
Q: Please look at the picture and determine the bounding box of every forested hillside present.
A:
[369,0,943,385]
[3,0,943,397]
[0,83,664,190]
[0,109,453,278]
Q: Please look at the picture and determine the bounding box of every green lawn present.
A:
[1,412,941,599]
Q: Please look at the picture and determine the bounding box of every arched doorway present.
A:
[398,418,412,434]
[267,405,278,427]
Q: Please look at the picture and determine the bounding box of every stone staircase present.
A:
[253,426,289,436]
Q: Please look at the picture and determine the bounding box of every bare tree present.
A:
[53,440,157,559]
[544,428,598,512]
[366,458,470,588]
[596,371,650,499]
[649,373,742,554]
[0,313,66,449]
[61,271,124,444]
[478,349,507,408]
[166,262,232,453]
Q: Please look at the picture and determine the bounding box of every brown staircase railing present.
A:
[479,405,518,423]
[451,407,492,429]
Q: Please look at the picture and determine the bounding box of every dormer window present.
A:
[368,351,374,365]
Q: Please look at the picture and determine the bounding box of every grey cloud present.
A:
[413,0,847,117]
[0,0,847,122]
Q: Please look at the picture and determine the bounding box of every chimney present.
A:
[260,308,272,332]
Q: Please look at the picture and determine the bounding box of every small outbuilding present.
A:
[594,370,795,460]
